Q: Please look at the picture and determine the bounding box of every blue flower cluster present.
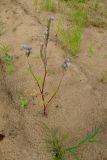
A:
[21,44,32,57]
[63,58,72,69]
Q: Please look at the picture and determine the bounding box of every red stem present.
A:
[42,66,47,94]
[41,93,47,116]
[41,65,47,115]
[27,57,47,116]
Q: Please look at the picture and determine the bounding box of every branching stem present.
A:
[26,17,64,116]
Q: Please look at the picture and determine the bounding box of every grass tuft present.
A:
[45,124,101,160]
[33,0,57,12]
[43,0,57,12]
[57,23,82,56]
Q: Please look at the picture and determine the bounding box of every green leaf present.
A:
[79,127,100,145]
[66,127,101,153]
[20,96,29,107]
[4,53,13,63]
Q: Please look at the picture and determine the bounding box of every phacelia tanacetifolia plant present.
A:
[21,17,71,116]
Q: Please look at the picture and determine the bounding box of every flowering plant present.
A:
[22,16,71,116]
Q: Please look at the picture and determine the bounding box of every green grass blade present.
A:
[66,127,101,153]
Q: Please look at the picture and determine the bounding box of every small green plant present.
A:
[56,0,88,56]
[45,126,67,160]
[0,45,15,74]
[45,125,101,160]
[20,96,29,107]
[57,24,82,56]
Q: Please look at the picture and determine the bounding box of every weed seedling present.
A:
[20,96,29,107]
[56,0,86,56]
[45,125,101,160]
[57,24,82,56]
[0,44,15,74]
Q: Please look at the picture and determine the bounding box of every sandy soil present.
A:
[0,0,107,160]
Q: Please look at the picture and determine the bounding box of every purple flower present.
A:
[63,58,72,69]
[21,44,32,57]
